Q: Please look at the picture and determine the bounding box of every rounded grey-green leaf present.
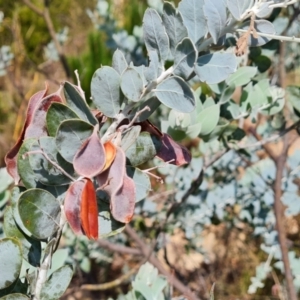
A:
[3,206,41,267]
[132,96,161,122]
[219,85,236,104]
[121,68,144,102]
[40,265,73,300]
[155,76,195,113]
[226,66,257,87]
[10,187,33,238]
[173,37,197,80]
[29,137,75,186]
[203,0,226,44]
[227,0,253,21]
[17,138,40,189]
[112,49,128,75]
[55,119,94,163]
[195,53,237,84]
[46,102,79,137]
[121,126,141,152]
[0,238,22,290]
[178,0,207,44]
[162,2,188,56]
[97,192,125,238]
[261,86,285,116]
[126,132,161,167]
[143,8,170,61]
[126,166,151,202]
[64,82,97,125]
[18,189,61,240]
[91,66,121,118]
[0,294,30,300]
[197,104,220,136]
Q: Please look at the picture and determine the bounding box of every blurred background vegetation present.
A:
[1,1,300,299]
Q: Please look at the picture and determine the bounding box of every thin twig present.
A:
[81,266,139,291]
[273,135,297,300]
[236,120,300,150]
[23,150,76,182]
[125,225,201,300]
[97,239,141,256]
[236,29,300,43]
[22,0,43,16]
[22,0,72,79]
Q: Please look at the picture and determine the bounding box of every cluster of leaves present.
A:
[1,0,298,298]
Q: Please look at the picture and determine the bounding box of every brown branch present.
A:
[124,225,201,300]
[237,120,300,150]
[22,0,72,79]
[273,135,297,300]
[22,0,43,16]
[248,127,277,160]
[97,238,141,256]
[249,117,298,300]
[81,265,139,291]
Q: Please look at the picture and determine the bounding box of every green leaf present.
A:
[195,53,237,84]
[260,86,285,116]
[162,2,188,56]
[10,187,33,239]
[219,85,235,104]
[40,265,73,300]
[143,8,169,61]
[0,294,30,300]
[112,49,128,75]
[226,66,257,87]
[227,0,252,20]
[3,206,41,267]
[18,189,61,240]
[17,138,40,189]
[91,66,121,118]
[55,119,94,163]
[245,79,271,109]
[126,166,151,202]
[0,238,22,290]
[121,68,144,102]
[121,126,142,152]
[197,104,220,136]
[0,168,13,194]
[145,51,162,82]
[96,191,125,238]
[132,262,168,300]
[155,76,195,113]
[178,0,207,44]
[132,96,161,122]
[46,102,79,137]
[29,137,75,186]
[126,132,160,167]
[253,56,271,73]
[173,37,197,80]
[64,82,97,125]
[203,0,226,43]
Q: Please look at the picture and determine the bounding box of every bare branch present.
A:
[273,135,298,300]
[125,225,201,300]
[22,0,43,16]
[81,266,139,291]
[22,0,72,79]
[237,120,300,150]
